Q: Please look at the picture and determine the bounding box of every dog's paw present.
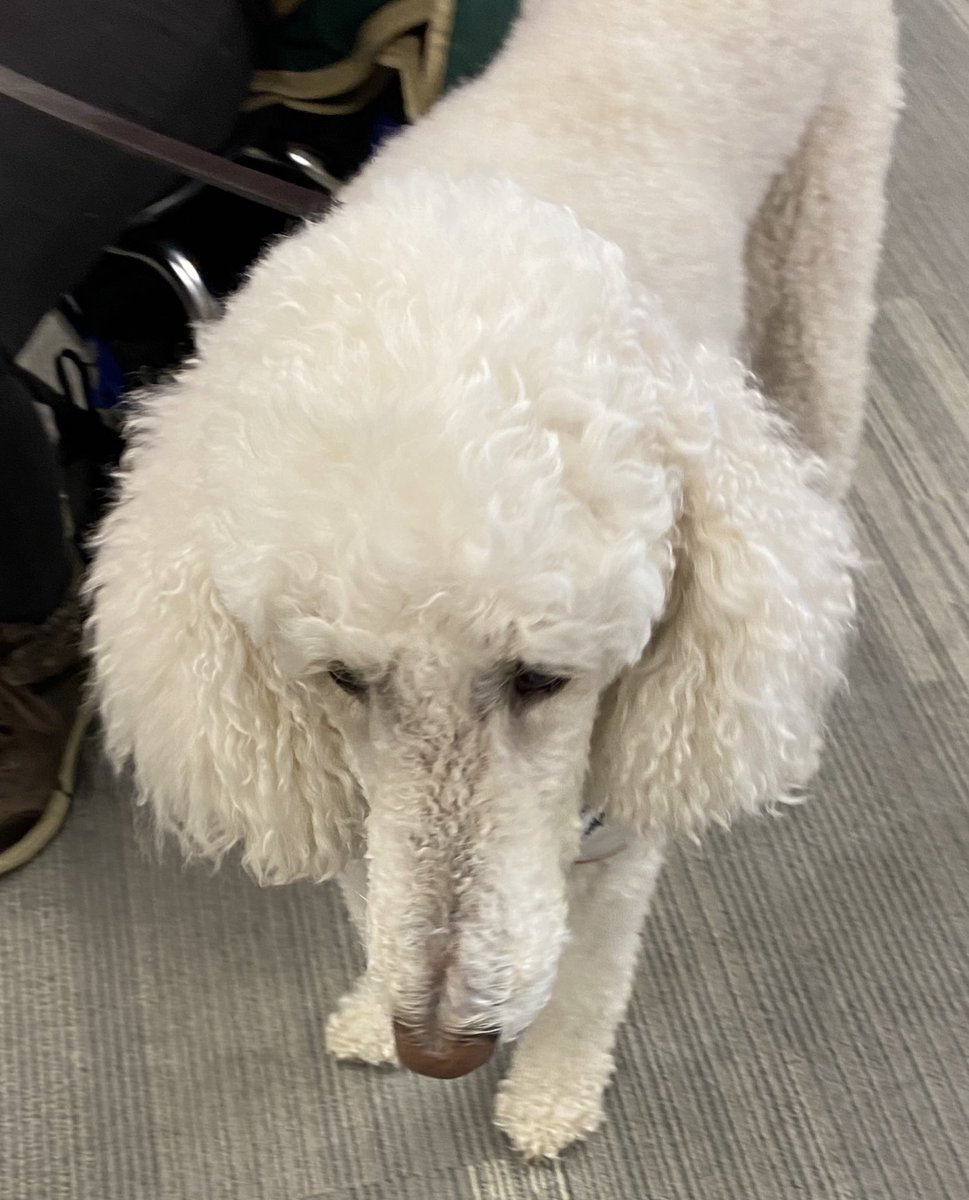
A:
[326,980,398,1067]
[494,1053,611,1160]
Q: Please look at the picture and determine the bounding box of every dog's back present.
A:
[345,0,897,347]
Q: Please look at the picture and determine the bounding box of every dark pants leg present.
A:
[0,0,254,622]
[0,374,70,624]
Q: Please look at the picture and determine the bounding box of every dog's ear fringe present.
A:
[86,414,364,886]
[589,354,857,840]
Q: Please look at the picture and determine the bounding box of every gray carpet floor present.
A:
[3,2,968,1197]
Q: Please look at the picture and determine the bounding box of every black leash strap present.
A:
[0,63,332,219]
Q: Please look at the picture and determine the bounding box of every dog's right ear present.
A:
[86,392,363,884]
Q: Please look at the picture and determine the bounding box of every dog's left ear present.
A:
[589,350,856,836]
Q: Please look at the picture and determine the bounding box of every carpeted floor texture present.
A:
[2,2,967,1197]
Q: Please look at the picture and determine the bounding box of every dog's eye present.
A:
[511,666,570,701]
[328,663,368,698]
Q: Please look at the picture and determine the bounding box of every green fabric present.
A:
[446,0,519,86]
[259,0,519,93]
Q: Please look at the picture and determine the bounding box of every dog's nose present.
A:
[392,1019,498,1078]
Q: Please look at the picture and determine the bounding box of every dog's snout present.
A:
[393,1019,498,1079]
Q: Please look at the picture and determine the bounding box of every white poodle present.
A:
[87,0,900,1159]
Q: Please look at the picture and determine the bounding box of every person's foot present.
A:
[0,589,90,876]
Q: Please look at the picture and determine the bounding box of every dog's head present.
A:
[89,174,854,1072]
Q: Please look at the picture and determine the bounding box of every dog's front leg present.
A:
[495,836,664,1159]
[326,859,398,1067]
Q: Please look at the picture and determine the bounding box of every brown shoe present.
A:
[0,588,83,688]
[0,591,90,877]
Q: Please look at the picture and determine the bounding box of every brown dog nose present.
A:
[393,1020,498,1079]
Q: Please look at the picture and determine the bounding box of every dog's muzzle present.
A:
[392,1020,498,1078]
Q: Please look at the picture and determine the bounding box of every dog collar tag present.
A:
[575,808,628,864]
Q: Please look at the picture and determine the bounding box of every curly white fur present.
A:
[87,0,899,1160]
